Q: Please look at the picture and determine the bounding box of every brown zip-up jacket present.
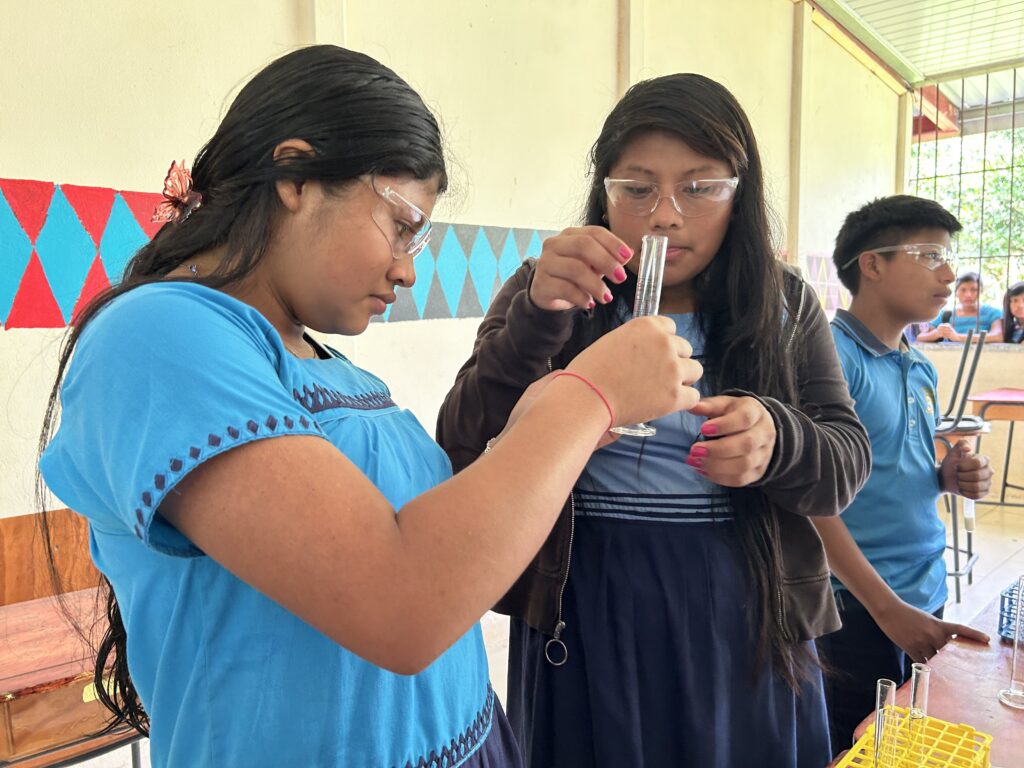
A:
[436,260,870,644]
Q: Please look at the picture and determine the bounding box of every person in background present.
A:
[818,195,994,756]
[916,271,1002,342]
[999,280,1024,343]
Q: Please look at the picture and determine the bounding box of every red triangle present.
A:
[0,179,56,243]
[119,191,169,240]
[62,184,116,249]
[71,254,112,325]
[5,251,67,328]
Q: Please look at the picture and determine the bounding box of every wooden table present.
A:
[853,593,1024,767]
[970,388,1024,509]
[0,588,138,765]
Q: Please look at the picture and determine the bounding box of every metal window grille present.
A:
[910,67,1024,312]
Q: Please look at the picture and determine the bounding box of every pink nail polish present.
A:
[690,445,708,458]
[618,245,633,262]
[587,299,596,310]
[687,457,704,468]
[613,266,627,282]
[701,424,718,436]
[603,290,613,303]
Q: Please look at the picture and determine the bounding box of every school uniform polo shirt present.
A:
[830,310,947,613]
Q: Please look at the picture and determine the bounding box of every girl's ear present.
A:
[273,139,316,212]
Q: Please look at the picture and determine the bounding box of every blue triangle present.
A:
[468,228,498,311]
[0,190,33,324]
[524,230,544,259]
[100,194,149,285]
[34,187,97,322]
[436,227,468,317]
[498,230,523,282]
[409,241,436,317]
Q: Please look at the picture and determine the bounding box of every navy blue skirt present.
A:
[463,695,524,767]
[506,516,830,768]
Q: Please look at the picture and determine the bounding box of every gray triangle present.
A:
[512,227,533,255]
[457,277,484,318]
[427,222,450,255]
[453,224,479,260]
[483,225,510,257]
[388,287,420,322]
[423,274,452,320]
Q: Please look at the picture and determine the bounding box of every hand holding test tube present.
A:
[610,234,668,437]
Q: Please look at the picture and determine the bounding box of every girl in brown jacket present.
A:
[438,75,870,767]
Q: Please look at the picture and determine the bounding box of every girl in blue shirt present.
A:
[917,271,1002,342]
[36,45,702,768]
[1000,281,1024,343]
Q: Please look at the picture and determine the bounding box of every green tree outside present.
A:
[910,126,1024,307]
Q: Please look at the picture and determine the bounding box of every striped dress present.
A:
[505,312,830,768]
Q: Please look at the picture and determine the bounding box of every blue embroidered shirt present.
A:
[40,283,493,768]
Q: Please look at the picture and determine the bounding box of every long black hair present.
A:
[583,73,806,688]
[36,44,447,735]
[1003,280,1024,343]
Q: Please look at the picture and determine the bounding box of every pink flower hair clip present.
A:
[152,160,203,223]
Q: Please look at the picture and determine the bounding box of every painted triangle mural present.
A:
[0,178,565,328]
[0,178,164,329]
[0,176,850,329]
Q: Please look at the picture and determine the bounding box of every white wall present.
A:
[1,0,908,520]
[799,21,901,263]
[640,0,795,240]
[344,0,621,230]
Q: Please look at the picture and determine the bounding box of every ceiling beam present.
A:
[810,0,921,85]
[922,56,1024,87]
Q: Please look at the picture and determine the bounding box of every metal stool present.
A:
[934,330,987,603]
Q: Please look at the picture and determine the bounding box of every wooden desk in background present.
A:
[0,588,136,766]
[853,593,1024,767]
[970,388,1024,509]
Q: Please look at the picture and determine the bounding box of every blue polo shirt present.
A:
[830,310,947,613]
[931,305,1002,334]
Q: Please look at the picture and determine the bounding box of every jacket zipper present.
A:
[544,355,573,666]
[545,490,574,666]
[776,281,806,640]
[786,281,806,352]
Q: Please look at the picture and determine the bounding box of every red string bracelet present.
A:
[552,372,615,431]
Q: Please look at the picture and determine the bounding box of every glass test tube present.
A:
[909,662,930,719]
[610,234,668,438]
[908,663,931,764]
[873,678,899,768]
[963,497,976,532]
[999,574,1024,709]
